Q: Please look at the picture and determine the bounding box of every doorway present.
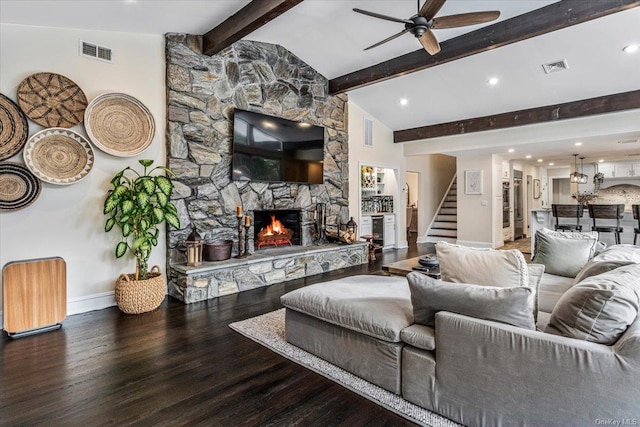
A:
[513,170,523,240]
[406,171,419,246]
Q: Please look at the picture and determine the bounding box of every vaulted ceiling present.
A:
[2,0,639,167]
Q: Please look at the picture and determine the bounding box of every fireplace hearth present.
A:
[254,209,301,249]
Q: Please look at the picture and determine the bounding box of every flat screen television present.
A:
[232,109,324,184]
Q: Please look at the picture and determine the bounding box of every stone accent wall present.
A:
[165,34,349,267]
[170,243,368,304]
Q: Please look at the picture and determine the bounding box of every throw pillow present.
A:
[573,260,634,285]
[591,244,640,264]
[435,241,528,288]
[407,272,536,330]
[532,227,599,257]
[532,228,598,278]
[545,264,640,345]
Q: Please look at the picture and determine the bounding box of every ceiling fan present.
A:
[353,0,500,55]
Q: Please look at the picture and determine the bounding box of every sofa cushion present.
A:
[545,264,640,345]
[527,263,545,319]
[435,241,528,288]
[280,274,412,343]
[407,272,536,330]
[591,244,640,264]
[573,260,634,285]
[533,228,598,278]
[400,324,436,351]
[538,273,575,314]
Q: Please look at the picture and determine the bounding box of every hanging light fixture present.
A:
[579,156,588,184]
[569,154,589,184]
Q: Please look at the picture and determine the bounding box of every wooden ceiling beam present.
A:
[393,90,640,143]
[329,0,640,94]
[203,0,304,56]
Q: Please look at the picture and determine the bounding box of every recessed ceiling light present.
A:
[575,142,582,146]
[399,98,408,106]
[548,162,554,166]
[263,120,276,129]
[508,148,515,153]
[298,122,311,128]
[526,155,532,159]
[537,159,543,163]
[623,44,639,53]
[487,77,499,86]
[599,159,605,162]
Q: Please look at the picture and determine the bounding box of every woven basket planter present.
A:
[115,265,165,314]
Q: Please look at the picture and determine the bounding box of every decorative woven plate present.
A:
[23,128,94,185]
[17,72,88,128]
[0,162,42,212]
[0,93,29,161]
[84,93,155,157]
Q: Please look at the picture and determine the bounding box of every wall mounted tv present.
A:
[232,109,324,184]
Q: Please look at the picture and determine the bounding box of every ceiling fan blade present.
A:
[364,29,411,51]
[419,0,447,20]
[432,11,501,29]
[419,29,441,55]
[353,8,413,25]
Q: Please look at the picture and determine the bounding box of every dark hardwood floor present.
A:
[1,238,430,426]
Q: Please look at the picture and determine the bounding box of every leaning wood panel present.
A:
[3,257,66,334]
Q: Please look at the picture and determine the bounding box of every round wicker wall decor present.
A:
[0,93,29,161]
[24,128,94,185]
[17,72,87,128]
[0,162,42,212]
[84,93,155,157]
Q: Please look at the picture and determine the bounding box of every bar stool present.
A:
[588,204,625,244]
[552,204,584,232]
[633,204,640,245]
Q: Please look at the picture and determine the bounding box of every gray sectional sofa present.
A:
[280,237,640,426]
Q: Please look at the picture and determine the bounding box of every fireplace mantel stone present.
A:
[169,243,368,304]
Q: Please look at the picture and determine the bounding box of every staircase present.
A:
[425,176,457,243]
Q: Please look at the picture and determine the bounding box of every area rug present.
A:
[229,309,461,427]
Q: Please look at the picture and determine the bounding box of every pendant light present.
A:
[569,154,588,184]
[578,156,588,184]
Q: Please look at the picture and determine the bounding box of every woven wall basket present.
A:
[114,265,165,314]
[17,72,87,128]
[0,93,29,161]
[84,92,155,157]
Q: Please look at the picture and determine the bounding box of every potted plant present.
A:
[103,159,180,314]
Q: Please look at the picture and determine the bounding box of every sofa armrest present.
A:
[433,311,640,426]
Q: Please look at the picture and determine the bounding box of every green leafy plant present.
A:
[104,159,180,280]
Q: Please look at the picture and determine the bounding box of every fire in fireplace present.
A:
[254,209,301,249]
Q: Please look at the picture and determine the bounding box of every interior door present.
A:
[513,170,523,240]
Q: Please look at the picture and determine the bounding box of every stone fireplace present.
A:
[254,209,301,248]
[164,35,367,304]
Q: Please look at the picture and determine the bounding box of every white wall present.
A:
[456,154,497,247]
[405,154,456,240]
[348,100,406,246]
[0,24,165,320]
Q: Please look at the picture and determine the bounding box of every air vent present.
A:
[541,59,569,74]
[80,40,113,63]
[364,117,373,148]
[625,153,640,157]
[618,138,639,144]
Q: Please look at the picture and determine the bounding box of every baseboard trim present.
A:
[396,240,409,249]
[455,240,493,248]
[416,235,428,244]
[2,293,118,332]
[67,291,117,316]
